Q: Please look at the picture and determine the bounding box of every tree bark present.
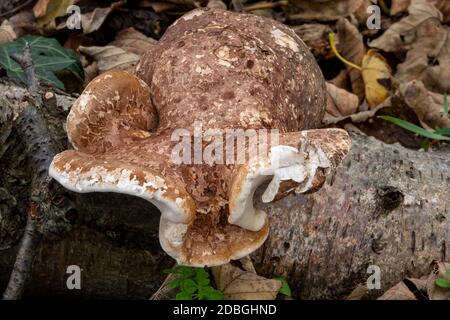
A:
[253,128,449,299]
[0,83,449,299]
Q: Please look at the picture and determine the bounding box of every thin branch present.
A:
[10,43,38,92]
[2,215,42,300]
[2,43,66,300]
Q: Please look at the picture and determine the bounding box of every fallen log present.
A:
[0,83,448,299]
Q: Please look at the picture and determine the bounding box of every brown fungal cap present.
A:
[50,8,351,267]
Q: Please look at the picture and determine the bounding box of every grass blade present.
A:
[378,116,450,141]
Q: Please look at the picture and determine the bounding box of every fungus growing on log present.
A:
[49,8,351,266]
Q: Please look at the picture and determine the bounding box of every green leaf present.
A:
[181,279,198,294]
[195,268,211,287]
[447,268,450,278]
[435,278,450,289]
[0,35,84,89]
[201,286,224,300]
[436,127,450,135]
[170,278,182,289]
[378,116,450,141]
[176,291,193,300]
[175,266,194,277]
[275,276,292,297]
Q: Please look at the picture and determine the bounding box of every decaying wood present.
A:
[0,84,449,299]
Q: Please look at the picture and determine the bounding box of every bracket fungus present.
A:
[49,8,351,266]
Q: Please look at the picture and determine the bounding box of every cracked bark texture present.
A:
[0,82,449,299]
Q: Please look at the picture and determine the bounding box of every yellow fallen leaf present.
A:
[361,50,391,108]
[35,0,77,27]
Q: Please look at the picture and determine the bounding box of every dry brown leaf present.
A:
[0,20,16,44]
[33,0,51,18]
[79,45,139,73]
[329,69,350,90]
[207,0,227,10]
[369,0,442,52]
[34,0,77,26]
[361,50,392,108]
[346,284,369,300]
[337,18,365,102]
[288,0,365,21]
[392,0,450,22]
[139,1,179,13]
[326,82,359,118]
[8,10,38,38]
[378,281,417,300]
[390,0,411,15]
[400,80,450,131]
[323,97,392,125]
[211,263,281,300]
[239,256,257,273]
[80,8,112,34]
[110,27,157,56]
[426,262,450,300]
[291,24,334,59]
[395,19,450,93]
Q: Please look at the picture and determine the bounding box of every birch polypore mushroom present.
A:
[49,8,351,266]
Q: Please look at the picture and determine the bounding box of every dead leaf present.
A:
[81,9,111,34]
[337,18,365,102]
[291,23,334,59]
[239,256,257,273]
[392,0,450,22]
[395,19,450,93]
[110,27,157,56]
[400,80,450,130]
[207,0,227,10]
[0,20,16,44]
[8,10,38,38]
[378,281,417,300]
[33,0,51,18]
[323,97,392,125]
[34,0,77,26]
[79,45,139,73]
[288,0,366,21]
[369,0,443,52]
[211,263,282,300]
[361,50,392,108]
[326,82,359,118]
[346,284,369,300]
[329,69,350,90]
[139,1,179,13]
[426,261,450,300]
[390,0,411,15]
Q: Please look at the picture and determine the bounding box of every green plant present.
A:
[378,94,450,145]
[163,266,224,300]
[435,267,450,300]
[275,276,292,297]
[0,35,84,89]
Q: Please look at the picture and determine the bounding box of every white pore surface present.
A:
[48,159,191,224]
[229,136,331,232]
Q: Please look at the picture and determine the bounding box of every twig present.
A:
[0,0,34,19]
[2,215,42,300]
[10,43,38,92]
[2,42,68,300]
